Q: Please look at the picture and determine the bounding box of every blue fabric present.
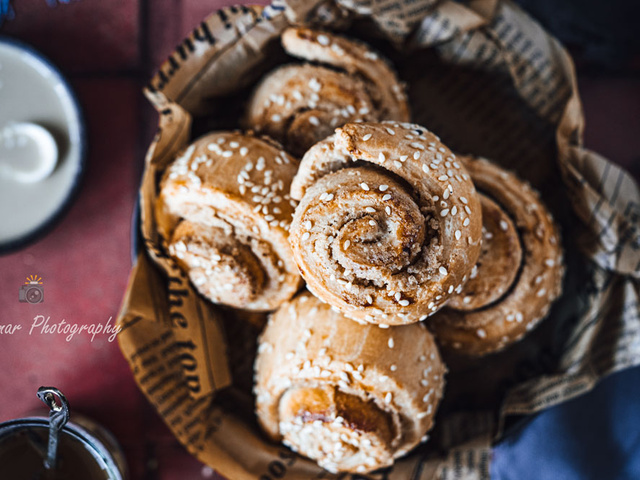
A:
[492,366,640,480]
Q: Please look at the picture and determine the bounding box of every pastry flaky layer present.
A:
[429,157,565,356]
[244,27,409,157]
[254,291,446,474]
[155,131,303,311]
[288,121,483,326]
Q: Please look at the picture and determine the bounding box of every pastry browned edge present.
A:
[429,156,564,355]
[155,131,303,311]
[288,121,483,326]
[244,27,410,157]
[254,291,445,474]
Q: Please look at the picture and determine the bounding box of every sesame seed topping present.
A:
[400,155,408,162]
[378,152,386,162]
[438,175,448,181]
[443,189,450,199]
[382,194,391,201]
[463,218,470,226]
[379,323,389,328]
[537,288,547,297]
[360,183,370,191]
[394,160,402,168]
[385,206,391,215]
[451,206,458,216]
[477,328,487,338]
[271,114,281,122]
[440,209,449,217]
[500,220,509,231]
[465,206,472,214]
[343,240,351,249]
[390,364,397,371]
[422,164,429,173]
[386,128,396,135]
[301,232,310,241]
[362,134,372,141]
[455,230,461,240]
[388,338,395,348]
[309,116,320,126]
[379,184,389,191]
[439,266,448,275]
[545,259,555,267]
[369,220,377,226]
[399,300,410,306]
[365,207,376,213]
[317,34,330,45]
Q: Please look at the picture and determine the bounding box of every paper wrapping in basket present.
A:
[116,1,640,478]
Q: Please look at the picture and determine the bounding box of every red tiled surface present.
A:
[0,2,638,480]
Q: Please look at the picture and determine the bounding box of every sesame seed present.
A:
[438,175,448,181]
[303,220,312,230]
[382,194,391,201]
[443,189,450,199]
[369,220,377,226]
[460,196,468,204]
[301,232,310,241]
[477,328,487,338]
[378,152,386,162]
[439,266,448,275]
[386,128,396,135]
[500,220,509,231]
[399,300,410,306]
[537,288,547,297]
[360,183,370,191]
[385,206,391,215]
[379,184,389,191]
[343,240,351,249]
[422,164,429,173]
[455,230,461,240]
[545,259,555,267]
[309,116,320,126]
[400,155,408,162]
[390,364,397,371]
[465,206,471,214]
[317,34,330,45]
[440,209,449,217]
[394,160,402,168]
[271,114,281,122]
[388,338,395,348]
[222,151,233,158]
[463,218,470,226]
[362,134,372,141]
[451,206,457,216]
[384,392,392,403]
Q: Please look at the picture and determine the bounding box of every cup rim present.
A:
[0,35,87,256]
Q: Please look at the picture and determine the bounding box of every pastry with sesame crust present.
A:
[429,156,564,356]
[155,131,303,311]
[254,291,445,474]
[244,27,409,157]
[288,121,483,326]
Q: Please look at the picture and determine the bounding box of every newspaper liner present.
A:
[117,0,640,478]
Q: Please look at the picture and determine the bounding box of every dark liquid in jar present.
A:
[0,426,110,479]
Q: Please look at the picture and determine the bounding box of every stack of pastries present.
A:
[154,27,564,474]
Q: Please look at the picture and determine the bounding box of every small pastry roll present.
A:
[429,157,564,356]
[289,122,483,325]
[244,27,409,157]
[254,292,445,474]
[155,132,303,311]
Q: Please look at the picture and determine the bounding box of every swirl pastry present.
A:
[254,291,445,474]
[155,132,303,311]
[429,157,564,356]
[244,27,409,157]
[289,122,483,326]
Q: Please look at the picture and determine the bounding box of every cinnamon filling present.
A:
[448,194,522,311]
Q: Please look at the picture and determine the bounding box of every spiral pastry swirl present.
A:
[244,27,409,157]
[288,122,483,325]
[429,157,564,355]
[254,292,445,474]
[155,132,302,311]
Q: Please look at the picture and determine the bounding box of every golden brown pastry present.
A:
[155,131,303,311]
[429,157,564,355]
[288,121,483,326]
[254,291,445,474]
[244,27,409,157]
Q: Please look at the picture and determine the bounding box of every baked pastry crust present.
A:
[155,131,302,311]
[429,157,565,355]
[244,27,409,157]
[254,291,445,474]
[288,121,483,325]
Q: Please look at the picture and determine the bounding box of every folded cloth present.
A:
[492,366,640,480]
